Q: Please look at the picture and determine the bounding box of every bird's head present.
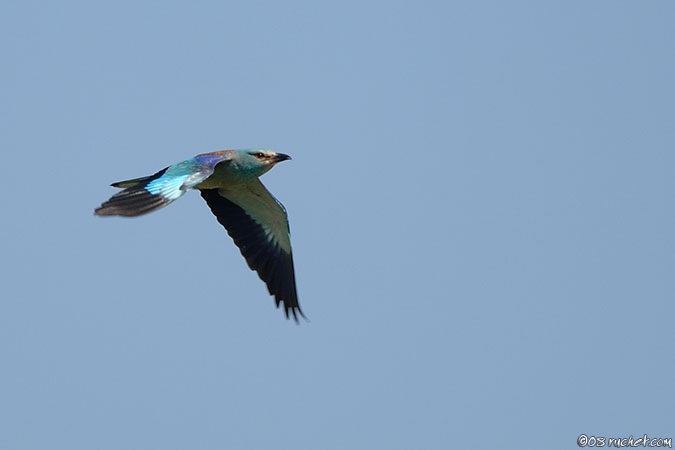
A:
[231,149,292,179]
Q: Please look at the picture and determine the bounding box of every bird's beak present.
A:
[274,153,292,162]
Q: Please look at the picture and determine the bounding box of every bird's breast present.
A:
[195,162,250,189]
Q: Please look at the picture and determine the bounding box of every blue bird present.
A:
[95,149,305,321]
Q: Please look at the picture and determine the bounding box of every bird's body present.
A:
[95,149,304,321]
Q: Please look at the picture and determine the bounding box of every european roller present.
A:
[95,149,305,321]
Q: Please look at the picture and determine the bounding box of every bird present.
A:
[94,149,305,321]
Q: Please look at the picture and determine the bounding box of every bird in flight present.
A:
[94,149,305,321]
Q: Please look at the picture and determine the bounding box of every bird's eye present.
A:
[255,152,265,158]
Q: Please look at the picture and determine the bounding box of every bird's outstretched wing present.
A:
[95,153,231,217]
[200,180,304,321]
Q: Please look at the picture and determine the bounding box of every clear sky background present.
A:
[1,1,673,449]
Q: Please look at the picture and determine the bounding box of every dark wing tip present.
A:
[94,187,169,217]
[285,304,308,324]
[96,168,171,217]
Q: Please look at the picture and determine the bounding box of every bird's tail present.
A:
[110,175,156,188]
[95,167,171,217]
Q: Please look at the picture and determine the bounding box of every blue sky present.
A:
[1,1,674,449]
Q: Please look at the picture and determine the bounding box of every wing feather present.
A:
[95,154,231,217]
[199,180,304,321]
